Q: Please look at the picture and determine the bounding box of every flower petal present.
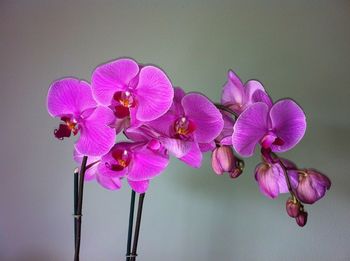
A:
[96,174,122,190]
[252,89,273,108]
[91,58,139,105]
[180,142,203,168]
[244,80,266,103]
[255,163,280,199]
[216,113,235,145]
[127,147,169,181]
[158,137,191,158]
[182,93,224,143]
[269,99,307,152]
[75,107,116,156]
[128,179,150,193]
[47,78,97,117]
[221,70,244,106]
[135,66,174,121]
[73,149,101,181]
[232,102,269,157]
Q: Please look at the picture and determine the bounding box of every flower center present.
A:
[261,132,284,149]
[54,116,79,140]
[113,91,136,118]
[114,91,136,108]
[108,149,132,171]
[174,117,196,137]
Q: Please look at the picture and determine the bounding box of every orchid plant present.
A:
[47,58,331,261]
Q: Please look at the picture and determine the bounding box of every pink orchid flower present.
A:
[232,92,307,157]
[96,142,169,193]
[74,150,122,190]
[221,70,267,115]
[128,87,224,168]
[91,58,174,132]
[47,78,115,156]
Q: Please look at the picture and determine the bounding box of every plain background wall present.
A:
[1,0,349,260]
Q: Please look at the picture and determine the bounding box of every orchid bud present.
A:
[296,169,331,204]
[211,146,242,177]
[286,197,300,218]
[295,211,308,227]
[229,159,244,179]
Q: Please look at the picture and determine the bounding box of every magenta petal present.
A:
[232,102,269,157]
[159,137,191,158]
[269,99,307,152]
[96,174,122,190]
[47,78,97,117]
[244,80,265,103]
[73,149,100,181]
[221,70,244,106]
[255,163,280,199]
[198,141,216,152]
[91,58,139,105]
[216,113,235,145]
[128,179,150,193]
[75,107,116,156]
[182,93,224,143]
[135,66,174,121]
[146,110,177,137]
[252,89,273,108]
[180,142,203,168]
[127,147,169,181]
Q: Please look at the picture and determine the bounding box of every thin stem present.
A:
[130,193,146,261]
[214,103,238,118]
[73,168,79,249]
[74,156,88,261]
[277,159,295,196]
[126,190,136,261]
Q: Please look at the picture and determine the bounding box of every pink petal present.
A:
[91,58,139,105]
[47,78,97,117]
[269,99,307,152]
[180,142,203,168]
[96,174,122,190]
[127,147,169,181]
[232,102,269,157]
[251,89,273,108]
[158,137,191,158]
[255,163,280,199]
[221,70,244,106]
[182,93,224,143]
[135,66,174,121]
[75,107,116,156]
[244,80,265,104]
[128,179,150,193]
[216,113,235,145]
[73,149,100,181]
[198,141,216,152]
[145,110,177,137]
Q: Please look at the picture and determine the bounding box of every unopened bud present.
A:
[211,146,236,175]
[295,211,308,227]
[286,197,300,218]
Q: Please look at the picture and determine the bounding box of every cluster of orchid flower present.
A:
[47,58,331,227]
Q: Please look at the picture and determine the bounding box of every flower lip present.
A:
[54,116,79,140]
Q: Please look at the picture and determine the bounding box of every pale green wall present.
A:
[1,1,349,260]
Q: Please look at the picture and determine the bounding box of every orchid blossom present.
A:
[91,58,174,132]
[47,78,115,156]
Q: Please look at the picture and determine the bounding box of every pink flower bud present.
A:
[296,169,331,204]
[295,211,308,227]
[211,146,243,177]
[286,197,300,218]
